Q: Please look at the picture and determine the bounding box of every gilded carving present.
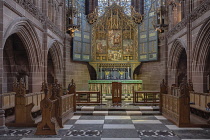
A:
[92,4,138,62]
[87,8,98,24]
[131,6,143,24]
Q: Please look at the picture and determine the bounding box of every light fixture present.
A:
[66,0,80,37]
[153,0,168,33]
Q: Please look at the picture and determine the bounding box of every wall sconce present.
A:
[155,5,168,33]
[67,25,79,37]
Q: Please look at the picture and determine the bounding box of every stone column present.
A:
[86,0,98,15]
[168,3,174,30]
[131,0,141,13]
[0,0,7,132]
[42,0,48,82]
[186,0,192,81]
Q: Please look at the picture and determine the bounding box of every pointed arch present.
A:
[47,39,63,79]
[192,17,210,72]
[3,17,42,72]
[168,38,186,70]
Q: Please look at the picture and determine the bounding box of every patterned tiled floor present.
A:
[75,105,161,116]
[1,114,210,140]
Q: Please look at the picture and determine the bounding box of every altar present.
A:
[88,80,143,101]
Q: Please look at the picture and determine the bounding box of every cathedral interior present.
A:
[0,0,210,139]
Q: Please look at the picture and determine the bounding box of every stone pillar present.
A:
[0,0,7,132]
[168,3,174,30]
[63,35,71,89]
[139,0,144,15]
[186,0,192,81]
[86,0,98,15]
[131,0,141,13]
[181,1,185,19]
[43,0,48,82]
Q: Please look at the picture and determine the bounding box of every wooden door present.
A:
[112,82,122,105]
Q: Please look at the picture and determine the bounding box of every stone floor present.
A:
[1,113,210,140]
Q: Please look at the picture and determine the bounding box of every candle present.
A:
[128,67,129,79]
[101,66,103,79]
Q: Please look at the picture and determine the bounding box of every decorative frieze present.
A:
[14,0,45,23]
[13,0,65,38]
[167,1,210,38]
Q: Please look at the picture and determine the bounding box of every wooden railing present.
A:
[58,94,75,125]
[133,91,160,105]
[76,91,101,105]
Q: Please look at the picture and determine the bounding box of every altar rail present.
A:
[161,80,190,127]
[88,80,142,95]
[190,91,210,122]
[133,91,160,105]
[76,91,101,105]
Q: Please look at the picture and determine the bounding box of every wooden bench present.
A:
[36,80,75,135]
[2,92,15,117]
[190,92,210,123]
[2,92,45,119]
[11,80,37,127]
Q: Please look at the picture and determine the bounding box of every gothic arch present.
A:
[47,40,63,79]
[3,17,42,71]
[168,39,187,86]
[168,38,186,70]
[192,17,210,72]
[192,17,210,92]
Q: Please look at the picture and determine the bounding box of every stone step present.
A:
[77,106,160,111]
[74,111,161,116]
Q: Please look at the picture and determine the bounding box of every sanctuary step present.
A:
[74,110,161,116]
[75,101,161,116]
[77,105,160,111]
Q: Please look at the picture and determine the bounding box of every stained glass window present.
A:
[139,0,159,61]
[98,0,131,16]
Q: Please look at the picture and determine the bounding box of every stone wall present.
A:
[64,37,91,91]
[166,0,210,92]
